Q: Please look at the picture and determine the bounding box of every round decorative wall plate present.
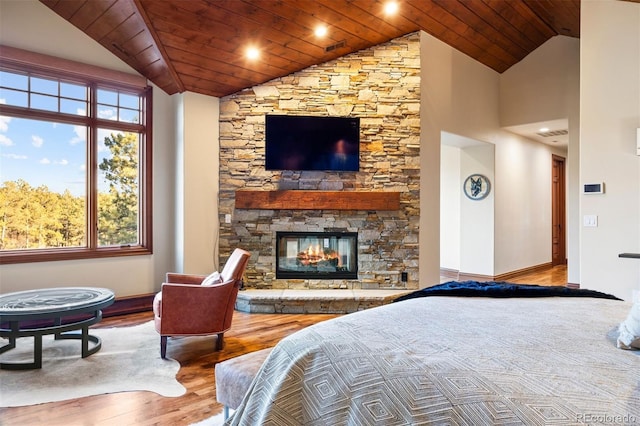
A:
[463,174,491,200]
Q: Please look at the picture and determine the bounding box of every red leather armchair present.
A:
[153,248,251,358]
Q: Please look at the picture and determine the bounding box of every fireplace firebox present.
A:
[275,231,358,280]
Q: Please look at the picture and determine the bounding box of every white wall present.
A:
[580,0,640,301]
[180,92,220,274]
[0,0,178,297]
[499,36,580,284]
[460,144,495,276]
[500,37,579,128]
[419,32,446,286]
[493,135,558,273]
[440,144,461,270]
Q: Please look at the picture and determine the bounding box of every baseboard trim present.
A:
[493,262,553,282]
[103,294,154,317]
[439,268,459,279]
[441,262,558,283]
[457,272,494,282]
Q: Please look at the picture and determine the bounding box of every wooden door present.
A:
[551,155,566,265]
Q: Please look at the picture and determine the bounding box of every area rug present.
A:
[0,320,186,407]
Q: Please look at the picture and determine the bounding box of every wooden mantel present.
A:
[235,190,400,211]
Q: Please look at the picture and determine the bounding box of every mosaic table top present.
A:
[0,287,115,315]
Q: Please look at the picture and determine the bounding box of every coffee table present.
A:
[0,287,115,370]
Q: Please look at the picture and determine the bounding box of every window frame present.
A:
[0,47,153,264]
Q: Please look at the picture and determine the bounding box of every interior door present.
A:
[551,155,566,265]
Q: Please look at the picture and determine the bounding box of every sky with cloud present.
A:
[0,113,88,196]
[0,113,128,197]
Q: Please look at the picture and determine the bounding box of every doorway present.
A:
[551,155,566,265]
[440,132,495,278]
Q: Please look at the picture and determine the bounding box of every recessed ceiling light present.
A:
[246,47,260,60]
[315,25,328,37]
[539,127,550,132]
[384,1,399,15]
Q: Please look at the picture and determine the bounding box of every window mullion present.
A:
[0,104,88,127]
[88,84,99,250]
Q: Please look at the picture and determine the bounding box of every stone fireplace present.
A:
[217,32,421,291]
[275,231,358,280]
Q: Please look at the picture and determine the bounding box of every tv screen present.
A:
[265,115,360,171]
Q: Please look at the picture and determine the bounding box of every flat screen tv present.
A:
[265,114,360,171]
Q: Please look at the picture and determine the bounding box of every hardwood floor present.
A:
[503,264,568,286]
[0,265,567,426]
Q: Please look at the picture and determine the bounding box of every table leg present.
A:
[0,334,42,370]
[54,329,102,358]
[0,321,19,354]
[34,334,42,369]
[0,336,16,355]
[54,317,62,339]
[82,326,89,357]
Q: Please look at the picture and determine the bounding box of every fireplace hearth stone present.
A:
[235,289,412,314]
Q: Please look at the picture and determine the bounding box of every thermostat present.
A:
[583,183,604,194]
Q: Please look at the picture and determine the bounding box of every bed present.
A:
[228,283,640,425]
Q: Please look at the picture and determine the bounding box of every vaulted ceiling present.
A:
[40,0,580,99]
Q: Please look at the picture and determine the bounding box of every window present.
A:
[0,51,152,264]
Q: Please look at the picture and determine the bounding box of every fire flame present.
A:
[297,244,340,266]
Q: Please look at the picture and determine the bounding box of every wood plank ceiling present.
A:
[39,0,580,98]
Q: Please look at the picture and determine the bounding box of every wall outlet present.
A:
[225,214,232,223]
[401,272,408,282]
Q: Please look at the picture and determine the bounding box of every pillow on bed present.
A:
[617,301,640,350]
[201,271,222,286]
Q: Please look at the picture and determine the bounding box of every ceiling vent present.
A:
[325,41,346,52]
[536,129,568,137]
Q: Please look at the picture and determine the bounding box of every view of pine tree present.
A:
[0,131,139,250]
[98,132,139,246]
[0,180,85,249]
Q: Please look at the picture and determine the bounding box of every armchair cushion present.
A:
[153,291,163,317]
[201,271,223,286]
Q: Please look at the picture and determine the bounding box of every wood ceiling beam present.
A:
[132,0,184,94]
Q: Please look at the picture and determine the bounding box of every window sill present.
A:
[0,246,152,265]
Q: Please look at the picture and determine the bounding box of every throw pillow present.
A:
[617,301,640,350]
[201,271,222,286]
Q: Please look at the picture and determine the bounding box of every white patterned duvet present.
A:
[228,297,640,425]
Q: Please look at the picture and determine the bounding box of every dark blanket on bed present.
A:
[394,280,621,302]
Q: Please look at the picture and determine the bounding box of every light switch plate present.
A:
[583,215,598,227]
